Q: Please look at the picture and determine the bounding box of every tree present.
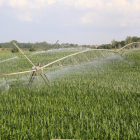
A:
[138,38,140,42]
[111,39,116,47]
[125,36,133,44]
[29,48,36,51]
[132,36,138,42]
[107,44,112,49]
[11,47,19,53]
[120,41,126,47]
[10,40,19,44]
[118,44,122,49]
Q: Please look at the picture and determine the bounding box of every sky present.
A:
[0,0,140,45]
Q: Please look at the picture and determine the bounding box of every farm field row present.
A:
[0,49,140,139]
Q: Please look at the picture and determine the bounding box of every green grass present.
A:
[0,49,140,139]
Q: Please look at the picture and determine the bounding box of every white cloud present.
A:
[7,0,45,9]
[15,12,32,22]
[7,0,57,9]
[3,0,47,21]
[79,0,140,27]
[47,0,56,5]
[80,13,94,25]
[132,0,140,10]
[60,0,103,9]
[8,0,28,8]
[106,2,112,8]
[37,0,45,2]
[0,0,58,22]
[0,0,4,6]
[120,23,127,27]
[0,0,140,28]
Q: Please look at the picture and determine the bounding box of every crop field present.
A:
[0,49,140,139]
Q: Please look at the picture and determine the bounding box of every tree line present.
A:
[0,36,140,50]
[98,36,140,49]
[0,40,87,50]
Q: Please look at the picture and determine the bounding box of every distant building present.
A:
[89,45,98,48]
[94,45,98,49]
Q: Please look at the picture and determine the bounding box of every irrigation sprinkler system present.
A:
[0,42,140,87]
[14,41,59,86]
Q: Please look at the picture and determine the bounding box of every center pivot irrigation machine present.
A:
[12,41,59,86]
[0,41,140,87]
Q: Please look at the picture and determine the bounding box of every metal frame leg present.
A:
[28,71,36,86]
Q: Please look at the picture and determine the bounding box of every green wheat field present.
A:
[0,49,140,139]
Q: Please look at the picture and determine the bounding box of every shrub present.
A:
[29,48,36,52]
[11,47,19,53]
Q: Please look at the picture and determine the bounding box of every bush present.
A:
[29,48,36,52]
[11,47,19,53]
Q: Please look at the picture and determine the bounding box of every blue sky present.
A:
[0,0,140,45]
